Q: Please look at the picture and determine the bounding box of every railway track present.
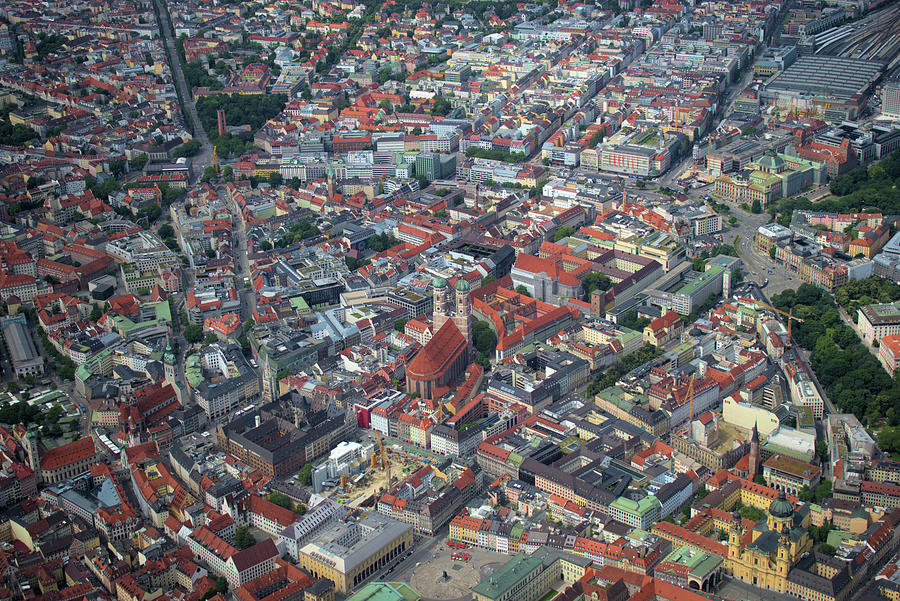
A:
[815,1,900,68]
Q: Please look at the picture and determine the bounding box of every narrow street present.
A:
[221,185,257,320]
[837,305,881,362]
[153,0,213,173]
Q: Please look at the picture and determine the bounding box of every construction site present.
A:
[320,431,428,508]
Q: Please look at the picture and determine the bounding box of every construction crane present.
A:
[211,145,220,177]
[682,374,696,425]
[751,300,805,345]
[375,430,391,487]
[27,186,56,204]
[813,86,829,120]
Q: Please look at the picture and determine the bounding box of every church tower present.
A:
[453,279,472,352]
[163,335,176,385]
[728,509,743,563]
[326,162,335,198]
[748,422,760,478]
[25,429,40,483]
[433,277,449,333]
[776,531,791,581]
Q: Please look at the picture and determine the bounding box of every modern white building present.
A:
[311,441,374,492]
[278,494,348,561]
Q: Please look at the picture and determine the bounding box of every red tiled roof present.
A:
[229,538,278,572]
[648,311,681,332]
[40,437,96,471]
[406,320,466,379]
[190,525,236,560]
[246,495,297,527]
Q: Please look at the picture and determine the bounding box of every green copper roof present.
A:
[769,491,793,519]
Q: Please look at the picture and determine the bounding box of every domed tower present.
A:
[767,491,794,534]
[433,277,449,333]
[453,279,472,352]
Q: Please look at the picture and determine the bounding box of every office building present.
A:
[881,81,900,119]
[299,514,414,593]
[858,301,900,345]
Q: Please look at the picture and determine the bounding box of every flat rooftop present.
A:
[766,55,883,100]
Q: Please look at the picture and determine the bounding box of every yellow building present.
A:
[726,492,813,592]
[299,514,414,593]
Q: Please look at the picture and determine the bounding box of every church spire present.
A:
[748,420,760,478]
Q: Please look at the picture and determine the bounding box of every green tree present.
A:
[516,285,531,297]
[298,463,313,486]
[472,321,497,357]
[234,525,256,549]
[159,224,175,239]
[173,139,202,158]
[581,272,611,302]
[223,165,234,181]
[819,543,836,555]
[394,319,408,333]
[816,440,829,463]
[815,479,832,503]
[769,246,777,260]
[798,484,814,502]
[268,491,295,511]
[184,324,204,343]
[130,153,149,171]
[739,505,766,521]
[465,147,526,163]
[430,95,452,116]
[621,310,650,332]
[110,159,127,178]
[90,304,103,322]
[202,166,218,181]
[203,577,228,599]
[204,333,218,344]
[268,172,283,187]
[553,226,574,242]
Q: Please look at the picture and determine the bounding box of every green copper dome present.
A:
[433,277,448,288]
[455,279,470,291]
[768,491,793,519]
[757,151,785,170]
